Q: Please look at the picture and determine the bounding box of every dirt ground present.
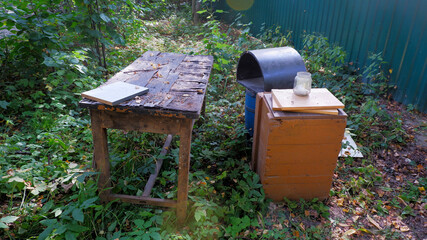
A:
[379,100,426,239]
[264,99,426,239]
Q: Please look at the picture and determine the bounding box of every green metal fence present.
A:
[216,0,427,112]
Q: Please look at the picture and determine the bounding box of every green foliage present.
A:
[284,198,330,219]
[399,178,427,205]
[349,98,407,149]
[302,34,408,151]
[0,0,140,131]
[0,1,420,239]
[302,34,346,73]
[257,24,292,47]
[225,215,257,238]
[0,216,19,229]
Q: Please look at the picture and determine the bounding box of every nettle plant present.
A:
[0,0,138,126]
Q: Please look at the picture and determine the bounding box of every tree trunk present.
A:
[193,0,200,24]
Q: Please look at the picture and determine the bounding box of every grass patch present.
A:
[0,1,424,239]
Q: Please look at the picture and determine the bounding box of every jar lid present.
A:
[297,71,311,77]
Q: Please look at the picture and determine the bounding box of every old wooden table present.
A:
[79,51,213,223]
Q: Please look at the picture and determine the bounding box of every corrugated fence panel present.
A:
[216,0,427,112]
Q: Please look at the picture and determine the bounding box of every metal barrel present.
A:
[236,47,307,137]
[237,47,306,93]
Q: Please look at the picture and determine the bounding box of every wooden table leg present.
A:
[176,119,194,224]
[90,110,111,201]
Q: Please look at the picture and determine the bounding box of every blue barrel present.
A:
[237,47,307,138]
[245,90,257,137]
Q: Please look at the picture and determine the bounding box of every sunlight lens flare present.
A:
[226,0,254,11]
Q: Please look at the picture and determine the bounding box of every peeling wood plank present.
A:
[80,52,213,225]
[79,53,213,117]
[141,51,161,61]
[170,81,206,92]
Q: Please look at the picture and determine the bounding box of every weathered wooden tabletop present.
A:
[79,51,214,119]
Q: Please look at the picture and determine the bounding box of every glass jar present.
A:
[293,72,312,96]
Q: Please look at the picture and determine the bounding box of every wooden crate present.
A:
[252,93,347,201]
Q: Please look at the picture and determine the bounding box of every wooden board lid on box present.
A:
[271,88,344,115]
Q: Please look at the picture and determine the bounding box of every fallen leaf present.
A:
[359,228,373,234]
[355,207,364,215]
[299,222,305,231]
[304,210,310,216]
[61,182,74,193]
[272,224,283,230]
[418,187,425,193]
[293,230,300,237]
[400,226,410,232]
[397,196,408,206]
[352,216,360,222]
[343,229,357,236]
[337,198,345,207]
[338,223,350,227]
[367,215,382,230]
[392,220,400,229]
[308,209,319,218]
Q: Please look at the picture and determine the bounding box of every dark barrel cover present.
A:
[237,47,306,93]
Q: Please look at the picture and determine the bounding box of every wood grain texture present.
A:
[266,118,347,145]
[265,94,347,120]
[252,93,346,201]
[90,110,111,201]
[265,144,341,165]
[264,162,337,177]
[272,88,344,111]
[272,96,338,115]
[79,51,214,119]
[98,110,183,134]
[263,182,332,201]
[251,92,264,171]
[83,52,213,225]
[263,175,333,185]
[177,119,194,225]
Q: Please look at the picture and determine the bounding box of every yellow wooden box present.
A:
[252,93,347,201]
